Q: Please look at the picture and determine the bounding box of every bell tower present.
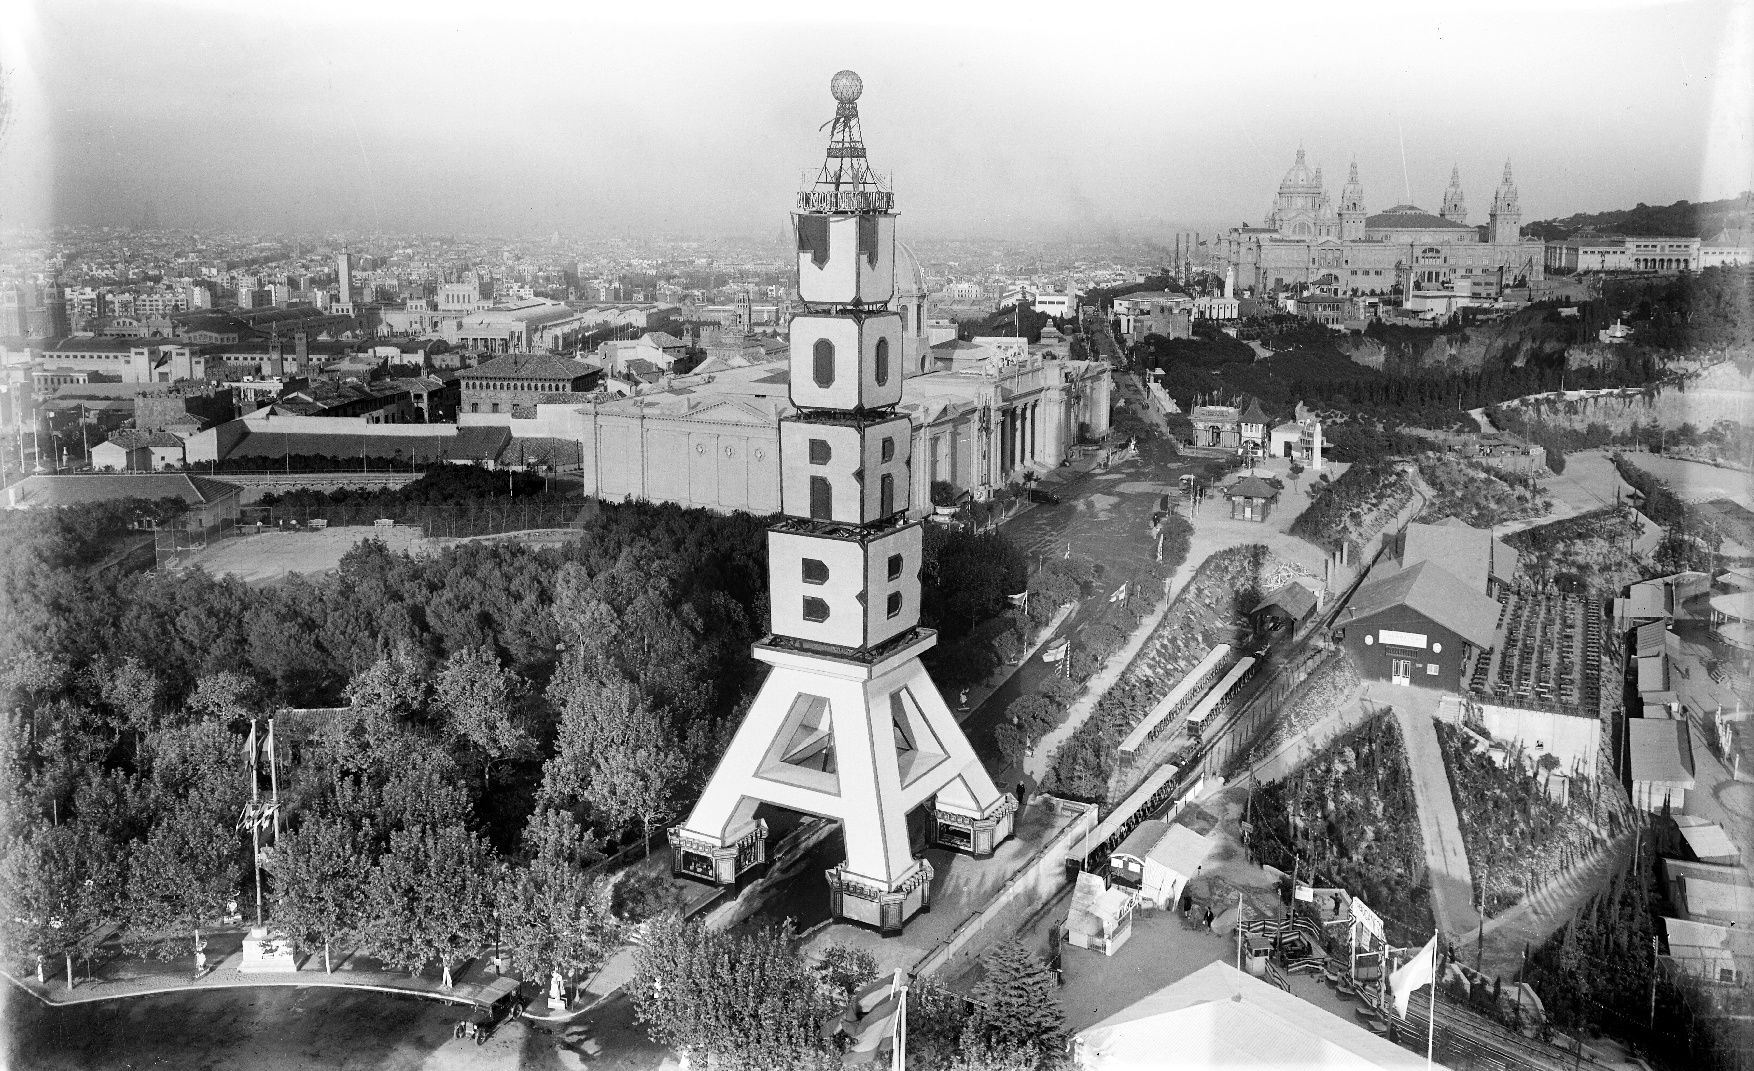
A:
[1489,161,1521,245]
[1440,164,1468,225]
[1339,160,1367,241]
[668,71,1015,935]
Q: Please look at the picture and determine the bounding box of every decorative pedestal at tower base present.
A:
[669,820,769,886]
[239,927,302,973]
[934,793,1018,858]
[826,858,934,935]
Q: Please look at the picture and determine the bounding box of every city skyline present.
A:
[2,0,1750,240]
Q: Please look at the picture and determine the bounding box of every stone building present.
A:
[1222,153,1545,296]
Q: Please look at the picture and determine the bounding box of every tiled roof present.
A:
[467,352,596,381]
[102,429,185,449]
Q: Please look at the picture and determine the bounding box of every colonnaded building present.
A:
[459,247,1113,515]
[1220,151,1546,296]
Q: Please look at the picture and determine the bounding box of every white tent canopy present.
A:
[1075,962,1434,1070]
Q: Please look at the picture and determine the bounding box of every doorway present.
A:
[1390,659,1412,686]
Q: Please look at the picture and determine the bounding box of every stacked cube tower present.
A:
[668,72,1016,934]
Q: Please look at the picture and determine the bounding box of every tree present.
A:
[271,814,369,973]
[499,809,620,998]
[544,671,687,851]
[123,796,243,961]
[630,915,838,1071]
[965,943,1068,1064]
[433,645,531,790]
[0,823,123,986]
[365,823,497,988]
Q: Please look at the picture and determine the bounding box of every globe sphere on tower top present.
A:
[830,70,863,103]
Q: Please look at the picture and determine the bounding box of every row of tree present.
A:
[630,918,1071,1071]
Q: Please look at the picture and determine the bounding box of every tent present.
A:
[1074,961,1431,1070]
[1107,821,1215,911]
[1063,871,1137,956]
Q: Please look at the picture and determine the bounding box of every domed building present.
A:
[1221,153,1545,301]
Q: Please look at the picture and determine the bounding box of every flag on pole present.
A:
[1108,582,1129,603]
[1389,934,1439,1017]
[1041,640,1070,663]
[243,719,258,769]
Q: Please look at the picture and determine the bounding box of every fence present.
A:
[237,501,590,539]
[911,798,1098,982]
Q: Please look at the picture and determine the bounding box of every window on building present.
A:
[874,338,890,385]
[802,596,829,623]
[810,476,832,520]
[1427,664,1439,675]
[881,437,894,463]
[491,403,500,413]
[879,473,894,516]
[888,554,903,581]
[802,559,829,585]
[813,339,835,387]
[887,592,903,619]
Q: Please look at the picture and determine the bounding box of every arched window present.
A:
[874,337,890,385]
[813,339,835,387]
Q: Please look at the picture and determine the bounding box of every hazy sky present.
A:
[2,0,1750,241]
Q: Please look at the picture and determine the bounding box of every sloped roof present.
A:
[6,473,242,509]
[499,436,582,469]
[468,352,595,381]
[101,429,185,449]
[1253,581,1318,621]
[1628,718,1695,786]
[1076,962,1428,1071]
[449,425,512,461]
[1346,560,1501,650]
[1401,520,1518,594]
[1239,398,1272,426]
[1226,476,1280,501]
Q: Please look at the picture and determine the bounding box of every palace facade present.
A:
[1221,152,1545,297]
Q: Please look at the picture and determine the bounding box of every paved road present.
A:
[1386,695,1481,942]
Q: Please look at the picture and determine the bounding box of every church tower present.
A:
[1489,161,1521,244]
[1314,167,1339,239]
[668,72,1015,935]
[1339,161,1367,241]
[1440,164,1468,225]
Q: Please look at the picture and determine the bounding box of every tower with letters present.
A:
[668,71,1015,934]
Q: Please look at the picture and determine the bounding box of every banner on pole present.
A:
[1351,898,1384,943]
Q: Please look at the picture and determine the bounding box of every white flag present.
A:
[1389,935,1438,1018]
[1109,582,1129,603]
[1042,640,1070,663]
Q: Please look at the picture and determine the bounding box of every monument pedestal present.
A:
[826,858,934,935]
[238,927,301,973]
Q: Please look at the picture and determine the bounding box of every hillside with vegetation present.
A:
[1413,454,1551,527]
[1523,191,1753,242]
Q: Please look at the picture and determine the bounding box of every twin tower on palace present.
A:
[667,71,1016,934]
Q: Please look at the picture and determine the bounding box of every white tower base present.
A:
[670,629,1015,934]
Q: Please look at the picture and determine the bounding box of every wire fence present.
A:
[236,502,591,539]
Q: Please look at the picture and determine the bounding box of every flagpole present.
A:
[1426,931,1438,1071]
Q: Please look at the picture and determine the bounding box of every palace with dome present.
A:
[1220,150,1545,297]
